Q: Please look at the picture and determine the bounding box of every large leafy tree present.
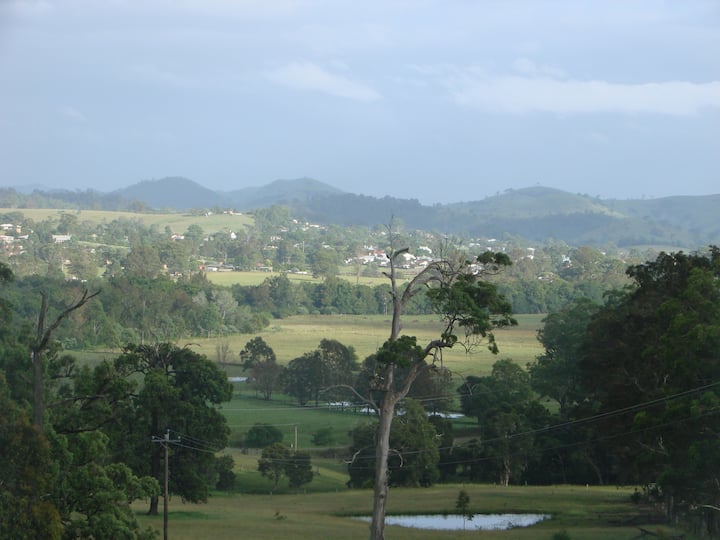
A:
[387,399,440,487]
[284,339,359,406]
[317,338,359,401]
[52,430,159,540]
[347,399,440,489]
[528,297,600,419]
[258,442,291,488]
[0,373,62,540]
[111,343,233,515]
[345,237,516,540]
[576,247,720,532]
[240,336,283,400]
[286,451,314,489]
[284,351,324,406]
[244,423,283,448]
[459,359,548,486]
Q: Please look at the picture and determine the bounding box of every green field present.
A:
[221,391,369,449]
[133,484,682,540]
[203,266,410,288]
[0,207,253,235]
[191,312,544,448]
[189,313,544,375]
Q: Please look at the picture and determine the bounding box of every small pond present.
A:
[354,513,550,531]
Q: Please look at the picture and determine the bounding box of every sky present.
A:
[0,0,718,205]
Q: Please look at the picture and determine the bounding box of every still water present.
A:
[354,513,550,531]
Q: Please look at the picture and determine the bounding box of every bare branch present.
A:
[388,448,404,468]
[33,288,101,353]
[321,384,378,412]
[345,445,374,465]
[396,359,430,402]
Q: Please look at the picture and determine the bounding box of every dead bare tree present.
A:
[31,288,100,428]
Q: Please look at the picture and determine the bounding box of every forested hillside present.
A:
[0,202,642,348]
[4,178,718,248]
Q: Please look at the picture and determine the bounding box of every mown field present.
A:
[189,313,545,375]
[204,268,393,288]
[0,207,253,235]
[133,484,682,540]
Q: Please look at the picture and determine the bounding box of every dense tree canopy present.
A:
[257,442,313,490]
[528,297,600,418]
[240,336,282,400]
[347,399,440,489]
[0,374,63,540]
[0,266,159,539]
[575,248,720,533]
[284,339,358,406]
[110,343,233,515]
[459,359,549,486]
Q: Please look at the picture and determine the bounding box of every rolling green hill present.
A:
[2,179,718,249]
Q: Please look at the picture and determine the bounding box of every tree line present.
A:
[235,246,720,538]
[1,206,653,327]
[0,261,631,351]
[0,263,234,538]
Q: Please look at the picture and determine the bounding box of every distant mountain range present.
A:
[109,177,344,211]
[4,177,719,249]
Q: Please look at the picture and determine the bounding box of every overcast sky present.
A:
[1,0,718,204]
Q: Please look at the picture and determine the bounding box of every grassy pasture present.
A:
[204,268,398,288]
[134,484,681,540]
[204,270,321,287]
[189,313,544,375]
[78,313,543,447]
[221,391,372,449]
[203,312,543,451]
[75,312,542,389]
[0,208,253,235]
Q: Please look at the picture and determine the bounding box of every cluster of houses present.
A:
[347,245,436,270]
[0,223,29,257]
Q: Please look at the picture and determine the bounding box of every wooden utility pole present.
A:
[152,430,181,540]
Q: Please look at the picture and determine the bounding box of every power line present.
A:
[345,382,720,464]
[167,429,226,453]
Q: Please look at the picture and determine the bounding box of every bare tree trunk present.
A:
[583,450,604,485]
[370,395,396,540]
[32,350,45,427]
[501,456,511,486]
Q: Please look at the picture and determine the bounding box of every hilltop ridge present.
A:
[3,177,718,249]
